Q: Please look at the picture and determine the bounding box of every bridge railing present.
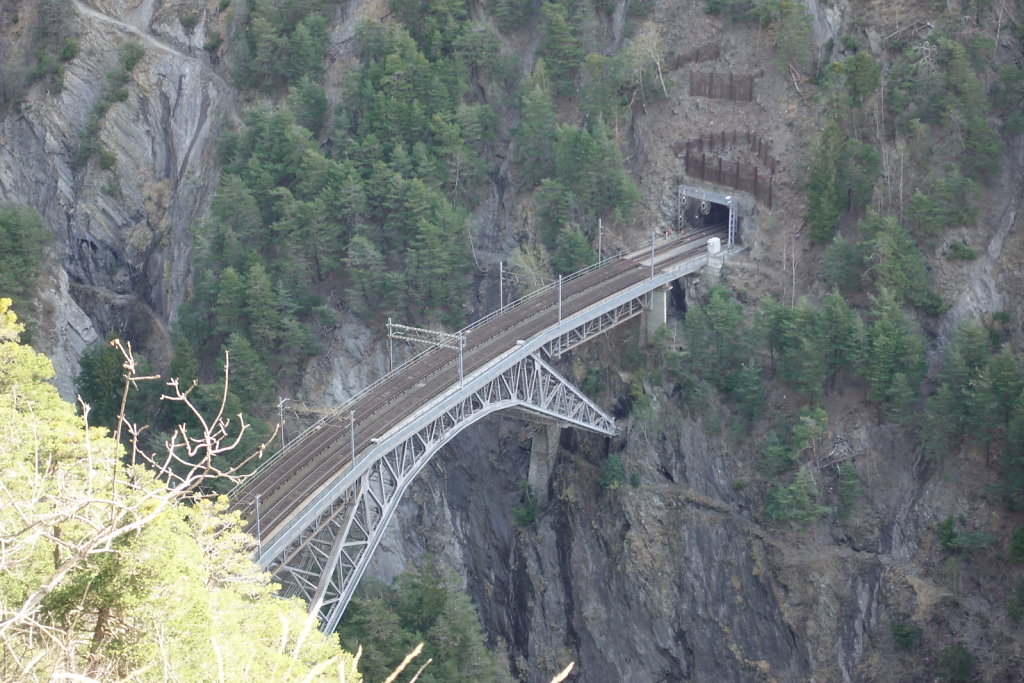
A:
[248,248,715,553]
[230,252,634,500]
[230,231,709,501]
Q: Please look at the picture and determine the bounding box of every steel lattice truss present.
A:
[542,296,646,358]
[265,353,616,633]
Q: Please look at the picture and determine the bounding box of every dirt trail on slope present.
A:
[71,0,234,93]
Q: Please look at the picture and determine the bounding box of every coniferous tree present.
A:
[213,267,249,338]
[822,236,865,294]
[536,179,574,248]
[345,235,389,315]
[844,50,880,103]
[515,78,558,189]
[538,2,582,96]
[820,289,866,377]
[245,262,281,355]
[553,227,595,274]
[865,288,924,408]
[223,333,273,405]
[288,75,329,135]
[0,203,51,303]
[988,346,1024,426]
[806,121,843,243]
[75,340,128,431]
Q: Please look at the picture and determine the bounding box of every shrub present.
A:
[512,482,539,526]
[1009,524,1024,562]
[946,241,977,260]
[180,14,199,32]
[1009,578,1024,622]
[936,514,996,555]
[891,621,922,650]
[599,454,626,489]
[938,643,974,682]
[118,42,145,71]
[837,461,860,517]
[765,466,828,528]
[98,148,116,170]
[204,31,223,52]
[59,38,79,61]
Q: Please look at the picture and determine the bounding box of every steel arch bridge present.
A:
[229,226,731,632]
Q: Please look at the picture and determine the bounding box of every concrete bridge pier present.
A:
[702,236,725,284]
[643,283,672,344]
[528,422,561,505]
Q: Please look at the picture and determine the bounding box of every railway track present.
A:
[229,227,727,544]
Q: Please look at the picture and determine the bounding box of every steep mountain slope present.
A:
[2,0,1023,681]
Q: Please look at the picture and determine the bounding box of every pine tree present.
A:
[821,289,866,377]
[0,203,51,302]
[408,217,458,310]
[837,139,879,212]
[538,2,582,97]
[845,50,880,103]
[866,288,924,406]
[765,466,828,528]
[515,79,557,188]
[553,227,595,274]
[245,262,281,355]
[987,346,1024,426]
[74,340,128,431]
[822,236,865,294]
[213,267,249,337]
[535,179,574,248]
[344,235,388,315]
[806,121,843,243]
[223,333,273,405]
[288,75,328,134]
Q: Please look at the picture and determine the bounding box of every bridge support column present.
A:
[643,284,671,345]
[702,236,725,284]
[528,423,561,506]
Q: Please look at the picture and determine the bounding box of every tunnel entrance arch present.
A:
[677,185,738,249]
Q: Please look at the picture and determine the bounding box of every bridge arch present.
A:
[230,229,729,631]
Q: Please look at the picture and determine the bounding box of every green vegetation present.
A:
[1009,525,1024,562]
[945,241,977,260]
[74,41,147,167]
[513,481,540,526]
[759,407,827,476]
[935,514,996,555]
[338,559,504,683]
[938,643,975,682]
[537,2,582,96]
[0,298,361,680]
[806,123,881,244]
[23,0,76,95]
[599,453,626,489]
[233,0,332,92]
[0,203,50,304]
[182,0,644,441]
[681,285,764,420]
[1008,578,1024,622]
[836,460,860,518]
[765,465,829,528]
[888,36,1003,183]
[891,621,923,650]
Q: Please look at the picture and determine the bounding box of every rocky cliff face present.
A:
[360,0,1024,678]
[4,0,1023,680]
[0,0,236,396]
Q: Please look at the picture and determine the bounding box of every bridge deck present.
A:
[229,228,726,546]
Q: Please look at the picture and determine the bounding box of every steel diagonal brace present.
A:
[273,352,616,633]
